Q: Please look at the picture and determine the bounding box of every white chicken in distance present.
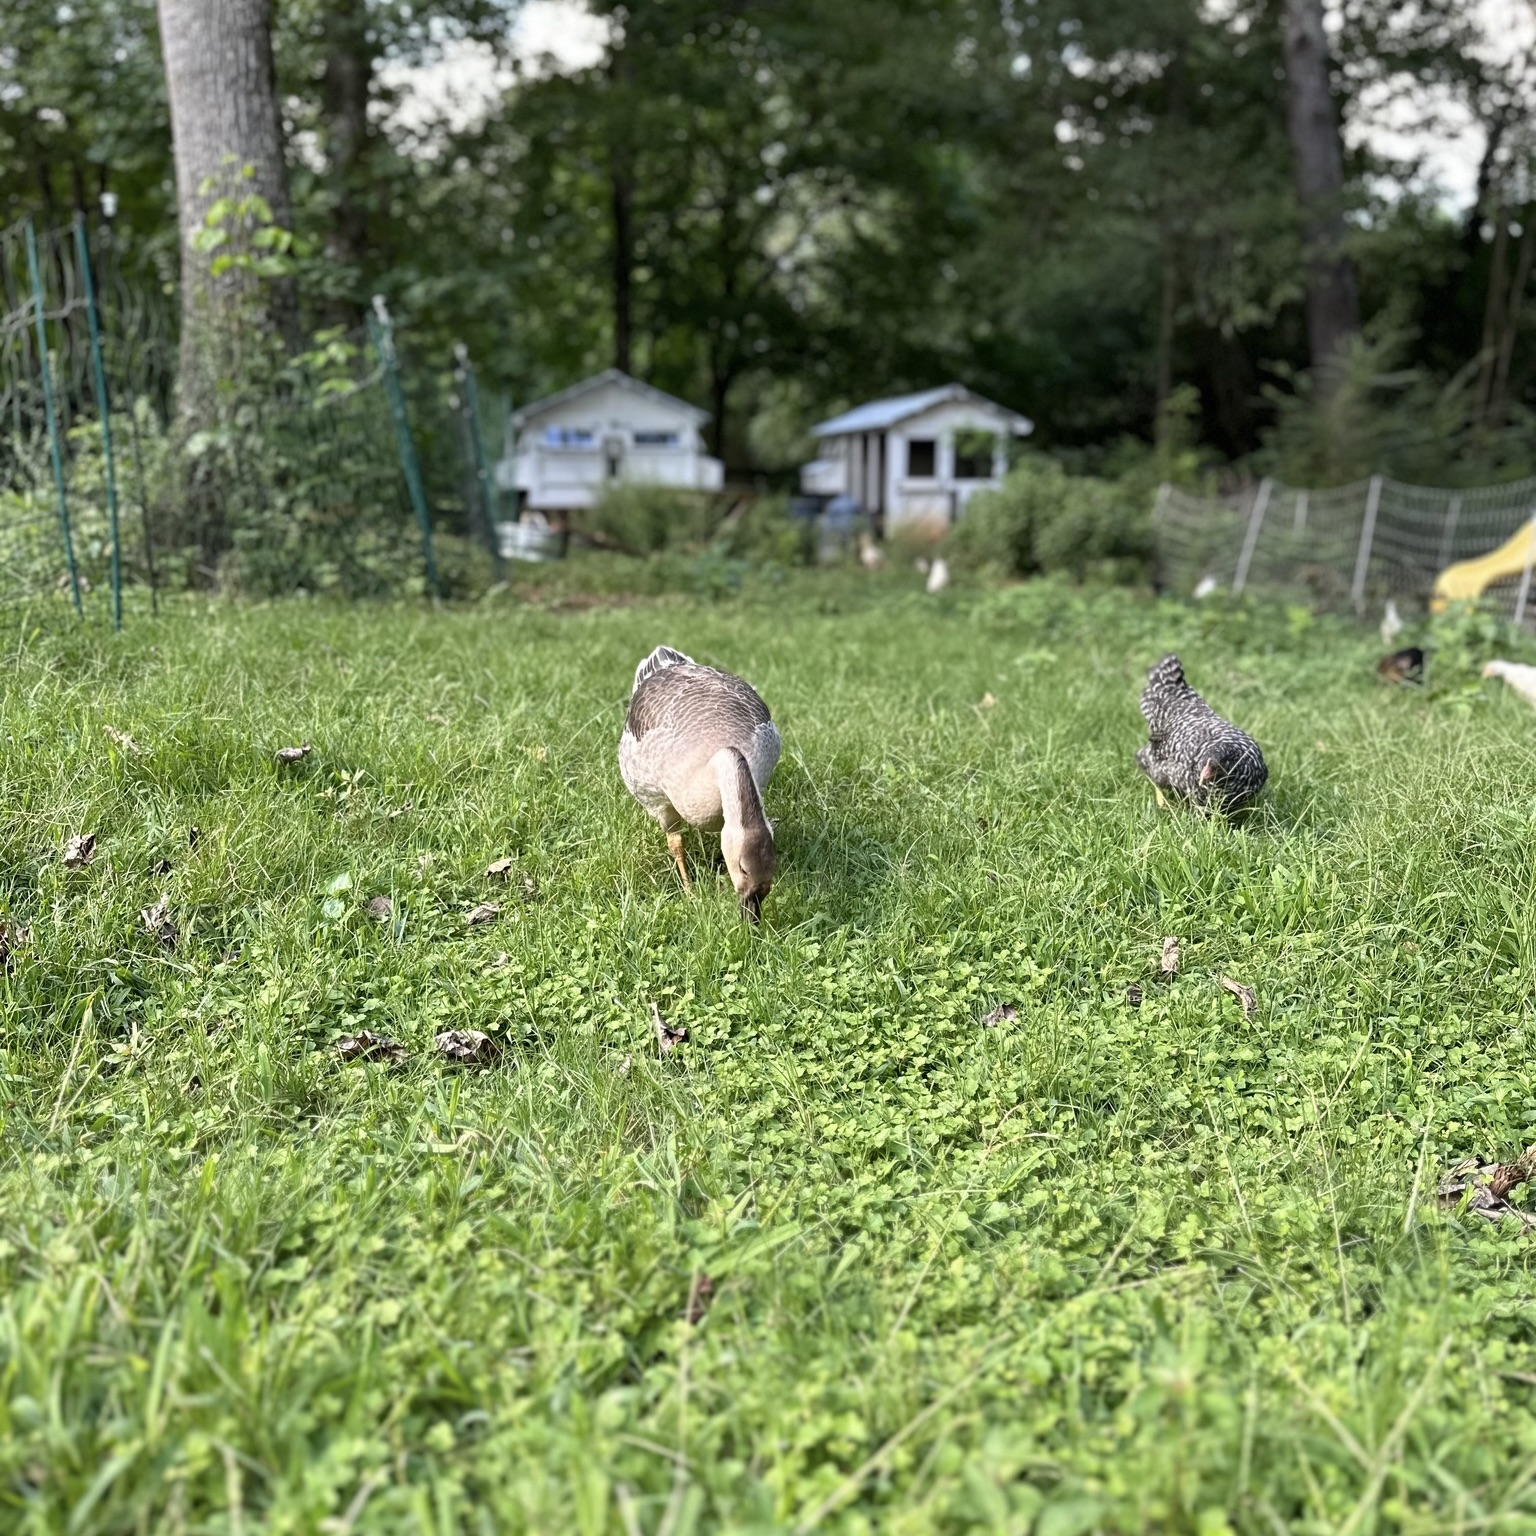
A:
[1483,659,1536,707]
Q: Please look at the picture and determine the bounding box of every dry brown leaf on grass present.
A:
[275,744,312,764]
[1220,976,1257,1018]
[651,1000,688,1054]
[485,857,516,880]
[63,833,96,868]
[520,874,540,900]
[1438,1146,1536,1228]
[140,894,177,949]
[103,725,142,756]
[488,951,511,971]
[0,922,31,973]
[426,714,451,727]
[434,1029,497,1063]
[684,1273,715,1324]
[982,1004,1018,1027]
[336,1030,407,1064]
[466,902,500,926]
[367,896,394,923]
[1160,936,1180,976]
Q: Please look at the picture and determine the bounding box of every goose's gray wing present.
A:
[624,664,771,744]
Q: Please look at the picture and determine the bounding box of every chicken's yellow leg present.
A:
[667,831,692,891]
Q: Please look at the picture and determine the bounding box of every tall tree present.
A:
[1281,0,1359,386]
[318,0,372,316]
[157,0,293,418]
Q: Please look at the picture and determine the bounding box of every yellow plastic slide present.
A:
[1432,517,1536,612]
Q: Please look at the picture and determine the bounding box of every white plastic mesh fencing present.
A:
[1155,476,1536,623]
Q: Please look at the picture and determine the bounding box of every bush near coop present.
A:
[945,454,1153,584]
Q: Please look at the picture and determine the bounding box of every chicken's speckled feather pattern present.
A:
[619,647,780,830]
[1135,653,1267,813]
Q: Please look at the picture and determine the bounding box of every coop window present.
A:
[954,432,997,480]
[906,438,936,477]
[633,431,678,447]
[544,427,594,448]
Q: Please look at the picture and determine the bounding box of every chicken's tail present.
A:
[633,645,694,694]
[1146,653,1185,689]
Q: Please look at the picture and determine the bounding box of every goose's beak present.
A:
[740,890,763,924]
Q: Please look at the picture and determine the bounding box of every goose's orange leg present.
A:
[667,831,692,891]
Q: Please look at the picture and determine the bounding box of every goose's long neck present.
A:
[711,747,768,836]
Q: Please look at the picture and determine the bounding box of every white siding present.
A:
[506,379,722,511]
[809,399,1019,531]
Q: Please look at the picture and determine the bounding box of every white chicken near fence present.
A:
[1380,600,1403,647]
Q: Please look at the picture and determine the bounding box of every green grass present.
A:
[3,568,1536,1534]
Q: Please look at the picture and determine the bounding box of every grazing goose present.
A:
[618,646,781,921]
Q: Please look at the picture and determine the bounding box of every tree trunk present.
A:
[1489,211,1534,427]
[1154,235,1177,426]
[1477,201,1511,418]
[157,0,294,422]
[1281,0,1359,389]
[321,0,373,322]
[709,366,733,462]
[611,158,634,374]
[1153,46,1185,433]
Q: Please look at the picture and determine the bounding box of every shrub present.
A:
[574,482,720,554]
[945,455,1152,583]
[714,495,815,566]
[1423,599,1536,693]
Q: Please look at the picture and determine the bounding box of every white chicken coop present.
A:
[494,369,725,517]
[800,385,1033,533]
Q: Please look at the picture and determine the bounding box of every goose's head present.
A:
[721,820,775,923]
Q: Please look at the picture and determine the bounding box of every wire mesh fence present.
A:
[0,217,95,614]
[1155,475,1536,624]
[0,209,503,623]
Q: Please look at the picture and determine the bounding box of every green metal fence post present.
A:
[74,213,122,629]
[24,220,82,614]
[454,343,505,580]
[127,409,159,614]
[369,295,440,601]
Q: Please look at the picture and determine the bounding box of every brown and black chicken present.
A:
[1135,653,1268,814]
[1376,647,1424,685]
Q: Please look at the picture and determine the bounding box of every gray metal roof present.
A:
[512,368,711,426]
[812,384,1033,438]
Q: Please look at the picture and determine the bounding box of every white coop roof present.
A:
[512,369,711,426]
[812,384,1033,438]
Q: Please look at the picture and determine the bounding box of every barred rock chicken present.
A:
[1135,654,1268,814]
